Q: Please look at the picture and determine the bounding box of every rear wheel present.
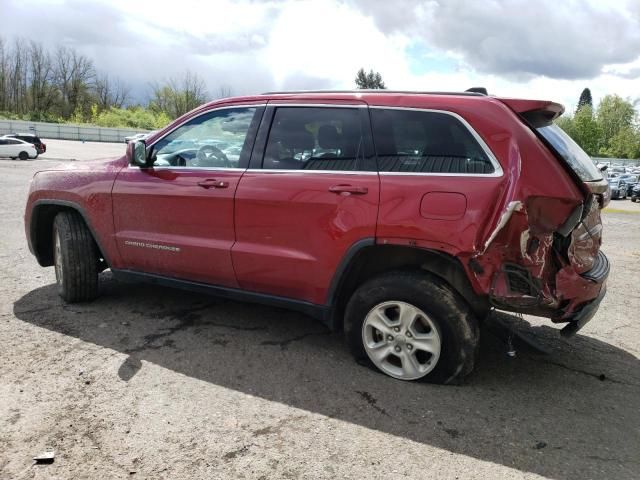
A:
[18,151,28,160]
[345,271,479,384]
[53,211,99,302]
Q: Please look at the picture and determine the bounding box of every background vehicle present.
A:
[618,173,639,196]
[607,177,628,199]
[0,137,38,159]
[124,130,156,143]
[2,133,46,154]
[24,90,609,384]
[632,184,640,202]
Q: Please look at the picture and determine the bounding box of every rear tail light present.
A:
[567,199,602,273]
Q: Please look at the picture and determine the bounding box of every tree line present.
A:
[2,42,638,154]
[0,37,225,129]
[557,88,639,159]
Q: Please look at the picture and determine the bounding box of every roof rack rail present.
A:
[260,89,488,96]
[466,87,488,95]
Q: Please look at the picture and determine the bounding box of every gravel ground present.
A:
[0,141,639,480]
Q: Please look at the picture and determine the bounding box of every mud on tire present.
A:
[344,270,479,384]
[53,211,99,302]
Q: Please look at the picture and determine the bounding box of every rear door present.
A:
[112,105,263,287]
[232,103,379,305]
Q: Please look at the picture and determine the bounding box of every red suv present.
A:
[24,90,609,383]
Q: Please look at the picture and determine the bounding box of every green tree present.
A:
[576,87,592,112]
[596,94,636,148]
[601,126,640,159]
[556,115,575,138]
[355,68,386,89]
[571,106,602,155]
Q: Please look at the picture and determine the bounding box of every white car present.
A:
[0,137,38,160]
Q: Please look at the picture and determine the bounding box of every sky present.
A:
[2,0,640,112]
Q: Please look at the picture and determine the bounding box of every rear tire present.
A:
[53,211,99,302]
[18,151,28,160]
[344,271,479,384]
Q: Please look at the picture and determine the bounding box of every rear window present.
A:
[370,108,495,174]
[17,135,41,143]
[536,124,603,182]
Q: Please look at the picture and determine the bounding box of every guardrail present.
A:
[0,119,149,143]
[593,157,640,167]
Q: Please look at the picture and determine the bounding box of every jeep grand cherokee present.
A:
[25,90,609,383]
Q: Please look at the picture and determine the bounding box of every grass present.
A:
[603,207,640,214]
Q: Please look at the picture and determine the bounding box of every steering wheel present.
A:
[194,145,231,167]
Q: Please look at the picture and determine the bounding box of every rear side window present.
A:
[371,108,495,174]
[263,107,364,171]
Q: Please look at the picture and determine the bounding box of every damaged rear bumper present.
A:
[559,251,609,336]
[560,285,607,337]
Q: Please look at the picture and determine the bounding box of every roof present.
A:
[261,89,486,96]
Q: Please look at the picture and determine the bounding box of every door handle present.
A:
[328,184,368,195]
[197,179,229,189]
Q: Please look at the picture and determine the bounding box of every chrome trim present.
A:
[268,103,367,108]
[146,104,266,151]
[379,171,500,178]
[245,169,377,175]
[127,165,245,172]
[369,105,504,177]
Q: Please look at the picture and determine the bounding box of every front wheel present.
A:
[344,271,479,384]
[53,211,99,302]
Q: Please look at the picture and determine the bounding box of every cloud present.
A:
[349,0,640,80]
[1,0,640,111]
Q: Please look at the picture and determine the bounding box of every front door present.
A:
[232,104,380,305]
[112,105,263,287]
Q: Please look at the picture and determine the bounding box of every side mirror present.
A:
[129,140,148,167]
[599,165,608,172]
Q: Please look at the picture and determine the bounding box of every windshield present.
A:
[537,124,603,182]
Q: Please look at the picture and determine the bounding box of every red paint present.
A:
[24,91,608,324]
[232,171,379,304]
[111,167,242,287]
[419,192,467,220]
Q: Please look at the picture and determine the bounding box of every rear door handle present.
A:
[328,184,368,195]
[197,179,229,189]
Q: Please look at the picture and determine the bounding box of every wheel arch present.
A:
[326,241,488,331]
[30,200,108,267]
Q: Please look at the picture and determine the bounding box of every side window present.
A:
[8,139,21,145]
[0,140,7,145]
[263,107,364,171]
[371,109,495,174]
[150,107,257,168]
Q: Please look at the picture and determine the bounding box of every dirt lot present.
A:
[1,141,639,479]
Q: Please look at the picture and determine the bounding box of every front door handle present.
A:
[197,179,229,189]
[328,184,368,195]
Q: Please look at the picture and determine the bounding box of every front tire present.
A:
[53,211,99,302]
[344,271,479,384]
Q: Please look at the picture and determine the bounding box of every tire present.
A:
[18,151,28,160]
[344,271,479,384]
[53,211,99,302]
